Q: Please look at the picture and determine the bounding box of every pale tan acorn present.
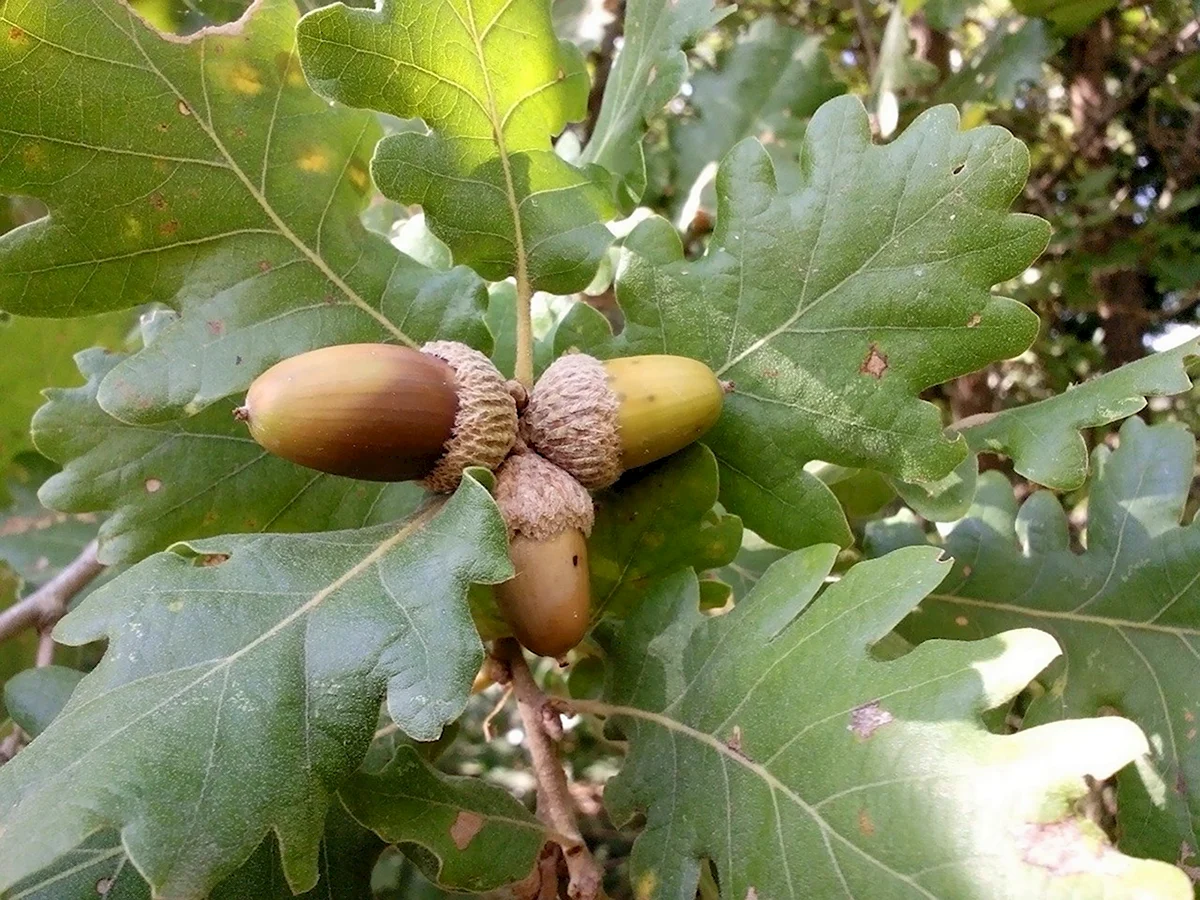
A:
[235,341,517,493]
[521,353,725,490]
[492,448,594,658]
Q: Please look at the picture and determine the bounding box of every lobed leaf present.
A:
[0,0,489,424]
[566,97,1048,547]
[668,17,844,209]
[296,0,616,293]
[584,547,1190,898]
[580,0,729,209]
[342,744,548,892]
[870,416,1200,868]
[962,337,1200,489]
[0,477,511,898]
[588,444,742,623]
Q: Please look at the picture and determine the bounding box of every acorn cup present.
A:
[492,449,594,659]
[235,341,517,492]
[521,353,725,490]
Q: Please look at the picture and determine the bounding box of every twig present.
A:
[494,639,603,900]
[35,630,56,667]
[0,541,104,643]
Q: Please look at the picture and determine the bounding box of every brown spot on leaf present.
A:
[197,553,230,567]
[966,313,982,328]
[177,99,192,116]
[450,811,485,850]
[745,889,758,900]
[1185,710,1195,723]
[145,478,163,493]
[848,701,893,738]
[961,565,973,577]
[860,344,888,379]
[955,615,969,626]
[96,877,113,895]
[1177,771,1188,796]
[258,260,272,273]
[9,26,25,41]
[206,320,224,336]
[858,808,875,836]
[156,122,169,132]
[726,725,744,756]
[762,368,779,379]
[1016,819,1124,876]
[158,218,179,236]
[149,193,167,210]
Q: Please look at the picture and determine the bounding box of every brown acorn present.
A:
[236,341,517,492]
[521,353,724,490]
[493,449,594,659]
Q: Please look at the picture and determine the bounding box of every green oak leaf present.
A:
[868,416,1200,868]
[0,454,103,590]
[668,17,844,207]
[962,337,1200,490]
[33,348,425,564]
[576,549,1190,898]
[938,19,1055,106]
[3,665,84,738]
[0,313,130,482]
[579,0,729,209]
[709,530,787,601]
[564,97,1047,548]
[6,805,384,900]
[0,477,511,898]
[341,744,548,892]
[588,444,742,623]
[296,0,615,294]
[0,0,489,425]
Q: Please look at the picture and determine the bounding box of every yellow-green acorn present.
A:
[521,353,725,489]
[493,449,594,659]
[236,341,517,492]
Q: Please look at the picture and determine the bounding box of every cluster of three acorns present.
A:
[236,341,724,658]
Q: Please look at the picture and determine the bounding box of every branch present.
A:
[494,638,603,900]
[0,541,104,643]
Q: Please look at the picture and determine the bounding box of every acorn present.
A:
[235,341,517,492]
[493,449,594,658]
[521,353,725,490]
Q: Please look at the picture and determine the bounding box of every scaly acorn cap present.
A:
[421,341,519,493]
[522,352,724,490]
[519,353,622,490]
[493,448,595,542]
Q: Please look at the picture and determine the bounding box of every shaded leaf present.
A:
[580,0,728,208]
[3,665,84,738]
[33,348,425,564]
[297,0,615,294]
[582,548,1189,898]
[669,18,844,207]
[0,477,511,898]
[869,417,1200,867]
[0,0,488,424]
[938,19,1055,106]
[341,744,547,892]
[7,805,384,900]
[962,337,1200,490]
[588,444,742,623]
[565,97,1047,548]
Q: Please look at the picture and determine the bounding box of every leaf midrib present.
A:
[4,3,417,348]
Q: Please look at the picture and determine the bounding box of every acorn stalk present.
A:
[493,450,594,659]
[236,341,517,491]
[521,353,725,489]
